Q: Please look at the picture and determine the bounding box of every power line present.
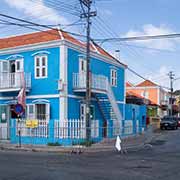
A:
[94,33,180,43]
[127,67,170,90]
[118,42,176,54]
[31,0,82,17]
[0,13,87,39]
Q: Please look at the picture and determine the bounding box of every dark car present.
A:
[160,116,178,130]
[175,117,180,127]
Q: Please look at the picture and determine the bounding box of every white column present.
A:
[59,44,68,122]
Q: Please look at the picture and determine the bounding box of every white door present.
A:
[80,104,86,138]
[79,58,87,88]
[80,104,86,122]
[80,104,95,122]
[15,59,24,87]
[80,104,95,138]
[0,61,9,88]
[0,105,9,140]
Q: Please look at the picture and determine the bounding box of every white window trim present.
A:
[26,104,35,120]
[110,69,117,87]
[34,55,48,79]
[15,58,24,72]
[26,103,50,122]
[79,57,87,73]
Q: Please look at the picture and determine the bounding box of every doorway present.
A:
[79,58,87,88]
[0,105,10,140]
[103,120,107,138]
[10,61,16,87]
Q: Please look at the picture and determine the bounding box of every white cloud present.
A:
[125,24,177,50]
[3,0,68,24]
[103,9,113,16]
[146,65,170,89]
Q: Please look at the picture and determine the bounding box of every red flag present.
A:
[17,73,26,109]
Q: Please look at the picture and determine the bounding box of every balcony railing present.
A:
[0,72,31,91]
[160,100,169,105]
[73,72,108,92]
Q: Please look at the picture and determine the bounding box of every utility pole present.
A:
[80,0,96,142]
[168,71,175,116]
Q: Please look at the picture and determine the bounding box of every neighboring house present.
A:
[126,91,149,105]
[171,90,180,116]
[126,80,170,117]
[0,29,127,143]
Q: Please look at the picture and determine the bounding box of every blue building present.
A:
[0,29,145,145]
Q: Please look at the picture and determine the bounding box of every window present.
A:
[26,103,50,121]
[110,69,117,86]
[36,104,46,120]
[15,59,24,72]
[141,91,149,99]
[79,58,87,73]
[26,104,35,119]
[35,55,48,78]
[2,61,8,72]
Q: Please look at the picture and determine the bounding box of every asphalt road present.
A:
[0,130,180,180]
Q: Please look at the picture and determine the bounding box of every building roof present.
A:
[136,80,158,87]
[126,82,134,87]
[126,91,159,106]
[0,29,127,67]
[126,91,144,99]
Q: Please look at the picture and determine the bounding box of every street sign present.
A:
[26,120,38,128]
[14,104,24,115]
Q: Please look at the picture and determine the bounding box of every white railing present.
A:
[54,119,86,139]
[106,81,122,135]
[73,72,108,92]
[160,100,169,105]
[54,119,99,139]
[0,72,31,90]
[73,72,123,135]
[16,119,48,138]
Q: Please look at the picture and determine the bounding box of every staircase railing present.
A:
[106,81,122,122]
[106,80,122,134]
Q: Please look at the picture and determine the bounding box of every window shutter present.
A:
[45,103,50,121]
[15,59,24,72]
[27,104,35,119]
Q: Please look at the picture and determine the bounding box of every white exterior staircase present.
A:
[73,73,123,136]
[94,81,122,136]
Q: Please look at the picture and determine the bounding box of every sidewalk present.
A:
[0,127,159,154]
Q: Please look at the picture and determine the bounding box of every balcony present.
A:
[73,73,108,93]
[161,100,169,105]
[0,72,31,92]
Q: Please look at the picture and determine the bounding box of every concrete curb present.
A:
[0,129,160,154]
[0,141,149,154]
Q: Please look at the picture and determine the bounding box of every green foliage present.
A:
[48,142,62,146]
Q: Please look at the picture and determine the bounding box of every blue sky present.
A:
[1,0,180,90]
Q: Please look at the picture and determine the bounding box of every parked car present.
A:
[175,117,180,127]
[160,116,178,130]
